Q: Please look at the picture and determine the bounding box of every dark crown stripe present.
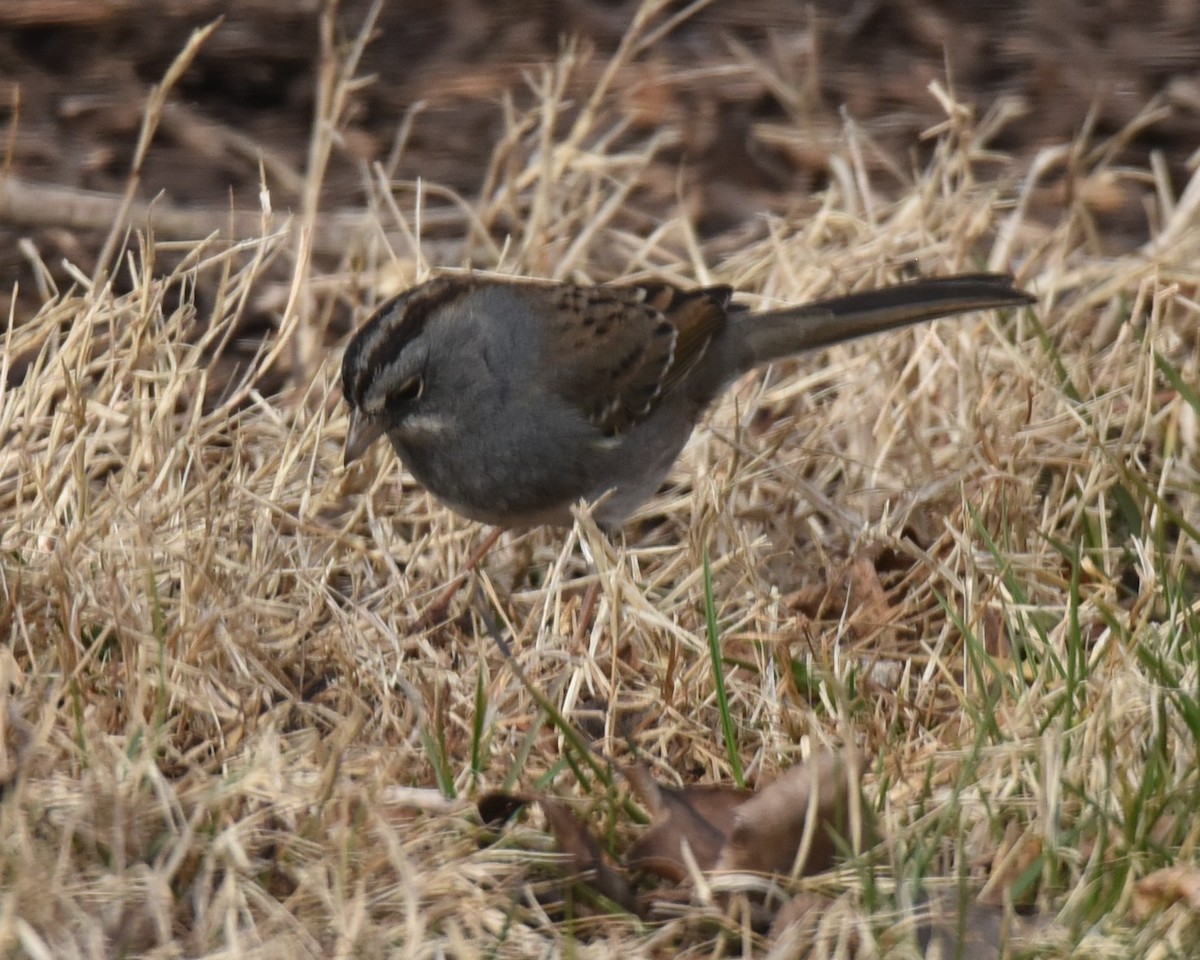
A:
[344,278,472,406]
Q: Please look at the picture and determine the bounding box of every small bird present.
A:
[342,273,1034,527]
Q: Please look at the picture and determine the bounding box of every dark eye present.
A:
[394,375,424,403]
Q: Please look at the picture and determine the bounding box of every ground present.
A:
[2,2,1200,958]
[4,0,1199,326]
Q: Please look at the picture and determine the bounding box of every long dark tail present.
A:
[742,273,1035,365]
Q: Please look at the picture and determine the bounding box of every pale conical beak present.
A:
[344,410,384,467]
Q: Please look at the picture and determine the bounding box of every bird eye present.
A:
[394,375,424,403]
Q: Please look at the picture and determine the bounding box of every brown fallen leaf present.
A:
[1132,864,1200,923]
[477,790,532,826]
[767,891,838,943]
[913,895,1060,959]
[978,821,1042,906]
[626,749,874,886]
[623,763,751,881]
[537,797,635,911]
[717,749,875,878]
[784,551,908,652]
[980,605,1010,659]
[476,791,635,912]
[478,750,874,931]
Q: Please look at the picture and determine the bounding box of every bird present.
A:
[341,273,1034,528]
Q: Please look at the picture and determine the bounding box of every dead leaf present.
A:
[476,791,635,912]
[479,751,873,930]
[917,897,1051,960]
[537,798,635,911]
[981,606,1010,659]
[624,763,750,881]
[717,750,875,878]
[978,821,1042,905]
[768,891,837,942]
[1132,864,1200,922]
[784,552,907,650]
[477,790,535,826]
[626,749,874,889]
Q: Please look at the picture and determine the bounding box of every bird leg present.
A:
[421,525,505,625]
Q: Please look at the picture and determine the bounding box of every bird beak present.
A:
[344,410,384,467]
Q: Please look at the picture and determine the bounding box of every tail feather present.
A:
[741,273,1035,366]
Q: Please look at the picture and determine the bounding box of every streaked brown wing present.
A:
[544,282,732,436]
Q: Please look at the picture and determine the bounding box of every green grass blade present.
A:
[703,547,744,788]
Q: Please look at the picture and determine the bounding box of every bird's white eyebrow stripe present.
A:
[360,298,422,366]
[403,412,451,435]
[353,279,472,388]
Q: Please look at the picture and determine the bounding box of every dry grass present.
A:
[3,6,1200,958]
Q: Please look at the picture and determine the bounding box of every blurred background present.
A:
[2,0,1197,322]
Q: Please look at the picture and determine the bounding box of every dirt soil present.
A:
[2,0,1198,323]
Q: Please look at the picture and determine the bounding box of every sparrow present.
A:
[341,273,1034,527]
